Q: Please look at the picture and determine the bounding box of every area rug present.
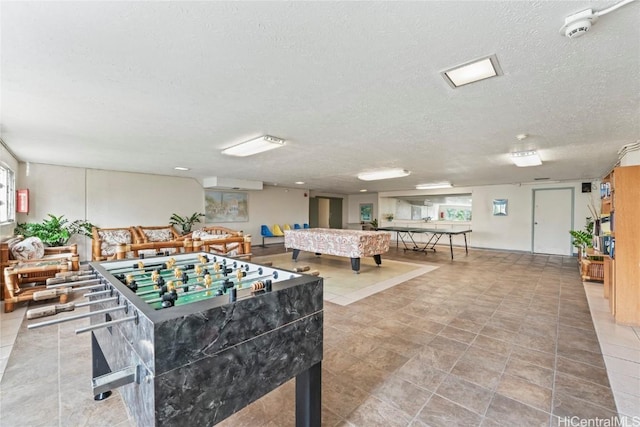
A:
[252,252,438,306]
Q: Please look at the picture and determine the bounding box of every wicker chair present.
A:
[1,236,79,312]
[188,226,251,259]
[92,226,140,261]
[133,225,182,243]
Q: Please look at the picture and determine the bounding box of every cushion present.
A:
[10,237,45,261]
[209,242,240,255]
[98,230,132,256]
[192,230,230,241]
[143,228,173,242]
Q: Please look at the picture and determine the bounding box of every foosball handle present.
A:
[308,270,320,276]
[293,265,310,272]
[27,302,75,320]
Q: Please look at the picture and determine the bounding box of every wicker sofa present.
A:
[92,225,251,261]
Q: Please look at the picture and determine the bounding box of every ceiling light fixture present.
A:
[295,181,305,185]
[441,54,503,88]
[174,166,190,171]
[415,182,453,190]
[511,150,542,167]
[221,135,285,157]
[360,189,368,192]
[357,168,411,181]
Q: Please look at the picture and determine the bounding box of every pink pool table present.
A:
[284,228,391,273]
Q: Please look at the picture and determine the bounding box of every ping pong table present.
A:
[377,227,471,260]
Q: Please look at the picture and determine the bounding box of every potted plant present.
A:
[370,218,379,230]
[170,212,205,235]
[569,217,594,258]
[383,213,394,221]
[15,214,94,246]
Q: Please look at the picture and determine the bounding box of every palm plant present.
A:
[170,212,205,234]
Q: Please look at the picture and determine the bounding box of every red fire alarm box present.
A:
[17,189,29,213]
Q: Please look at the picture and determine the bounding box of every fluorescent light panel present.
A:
[357,168,411,181]
[415,182,453,190]
[222,135,285,157]
[442,54,503,88]
[511,150,542,167]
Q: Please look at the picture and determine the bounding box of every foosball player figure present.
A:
[161,283,179,308]
[151,269,161,283]
[155,276,166,293]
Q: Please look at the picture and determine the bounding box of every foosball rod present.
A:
[116,259,247,281]
[46,273,98,286]
[46,278,102,289]
[136,267,275,298]
[26,297,119,320]
[142,273,278,304]
[123,264,236,287]
[104,254,234,274]
[27,305,128,329]
[75,314,138,334]
[34,284,107,301]
[134,266,268,296]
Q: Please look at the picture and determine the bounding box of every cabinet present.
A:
[601,165,640,326]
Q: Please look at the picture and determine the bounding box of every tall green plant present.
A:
[15,214,94,246]
[569,217,594,249]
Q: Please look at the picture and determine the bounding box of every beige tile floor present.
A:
[0,245,638,426]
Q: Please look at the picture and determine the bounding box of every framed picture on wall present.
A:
[205,191,249,222]
[360,203,373,222]
[493,199,508,216]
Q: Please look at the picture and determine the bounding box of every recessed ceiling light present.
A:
[221,135,285,157]
[415,182,453,190]
[295,181,305,185]
[357,169,411,181]
[441,54,503,88]
[511,150,542,167]
[174,166,190,171]
[360,189,368,192]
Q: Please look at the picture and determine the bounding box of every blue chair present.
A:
[294,223,301,229]
[261,225,274,247]
[303,223,310,229]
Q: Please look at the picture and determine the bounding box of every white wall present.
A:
[377,181,596,253]
[16,163,309,260]
[231,185,309,242]
[346,193,378,224]
[13,159,604,258]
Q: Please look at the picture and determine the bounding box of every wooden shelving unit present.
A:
[601,165,640,326]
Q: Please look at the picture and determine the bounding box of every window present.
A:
[0,164,15,223]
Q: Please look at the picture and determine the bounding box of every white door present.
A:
[533,188,573,255]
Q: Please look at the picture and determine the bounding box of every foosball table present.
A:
[27,252,323,426]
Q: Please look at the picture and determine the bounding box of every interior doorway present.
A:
[532,188,574,255]
[309,197,343,229]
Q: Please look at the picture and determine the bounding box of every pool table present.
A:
[284,228,391,273]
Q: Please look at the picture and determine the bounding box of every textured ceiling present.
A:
[1,1,639,194]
